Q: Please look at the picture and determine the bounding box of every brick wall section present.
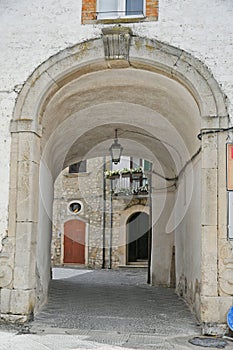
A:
[146,0,159,19]
[82,0,96,23]
[82,0,158,23]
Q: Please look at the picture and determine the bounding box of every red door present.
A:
[64,220,85,264]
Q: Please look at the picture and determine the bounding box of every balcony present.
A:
[105,167,149,197]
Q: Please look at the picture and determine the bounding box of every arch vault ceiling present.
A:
[40,68,201,179]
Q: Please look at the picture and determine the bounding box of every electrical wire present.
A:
[112,123,233,190]
[150,147,201,189]
[119,128,182,160]
[197,126,233,140]
[152,183,177,191]
[118,128,201,184]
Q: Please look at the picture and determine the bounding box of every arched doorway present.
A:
[127,212,149,263]
[64,220,86,264]
[3,33,229,331]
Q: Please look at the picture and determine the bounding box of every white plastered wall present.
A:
[151,189,175,287]
[175,156,202,318]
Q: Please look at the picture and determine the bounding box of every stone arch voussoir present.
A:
[13,35,228,129]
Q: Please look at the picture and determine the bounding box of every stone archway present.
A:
[119,204,150,267]
[126,212,149,264]
[1,32,230,332]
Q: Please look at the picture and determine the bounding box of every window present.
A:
[97,0,144,19]
[143,160,152,172]
[68,201,83,214]
[69,160,87,174]
[81,0,158,25]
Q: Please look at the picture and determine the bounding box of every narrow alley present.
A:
[31,267,201,348]
[0,268,229,349]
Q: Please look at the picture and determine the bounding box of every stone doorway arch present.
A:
[126,212,149,264]
[1,32,230,332]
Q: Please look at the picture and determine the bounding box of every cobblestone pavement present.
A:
[33,267,199,335]
[0,268,231,350]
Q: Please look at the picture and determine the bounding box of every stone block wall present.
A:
[51,157,149,268]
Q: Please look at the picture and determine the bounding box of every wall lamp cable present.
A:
[197,126,233,140]
[117,128,201,184]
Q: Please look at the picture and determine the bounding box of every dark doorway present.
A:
[127,212,149,263]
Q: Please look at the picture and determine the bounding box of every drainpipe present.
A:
[102,157,106,269]
[108,159,114,269]
[147,170,152,284]
[109,176,113,269]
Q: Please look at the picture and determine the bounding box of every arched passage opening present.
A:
[127,212,149,264]
[2,35,229,331]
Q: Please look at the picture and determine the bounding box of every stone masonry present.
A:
[51,157,150,269]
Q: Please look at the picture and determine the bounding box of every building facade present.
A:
[0,0,233,334]
[51,157,150,269]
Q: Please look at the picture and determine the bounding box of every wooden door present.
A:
[64,220,85,264]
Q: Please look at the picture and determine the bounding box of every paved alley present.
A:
[33,267,199,335]
[0,267,231,350]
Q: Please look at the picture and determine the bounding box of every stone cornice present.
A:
[10,119,42,137]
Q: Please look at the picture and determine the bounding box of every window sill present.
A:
[82,16,157,25]
[97,16,145,24]
[65,172,90,178]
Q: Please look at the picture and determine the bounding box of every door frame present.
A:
[62,218,88,265]
[127,211,149,263]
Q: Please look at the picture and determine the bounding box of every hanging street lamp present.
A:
[109,129,123,165]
